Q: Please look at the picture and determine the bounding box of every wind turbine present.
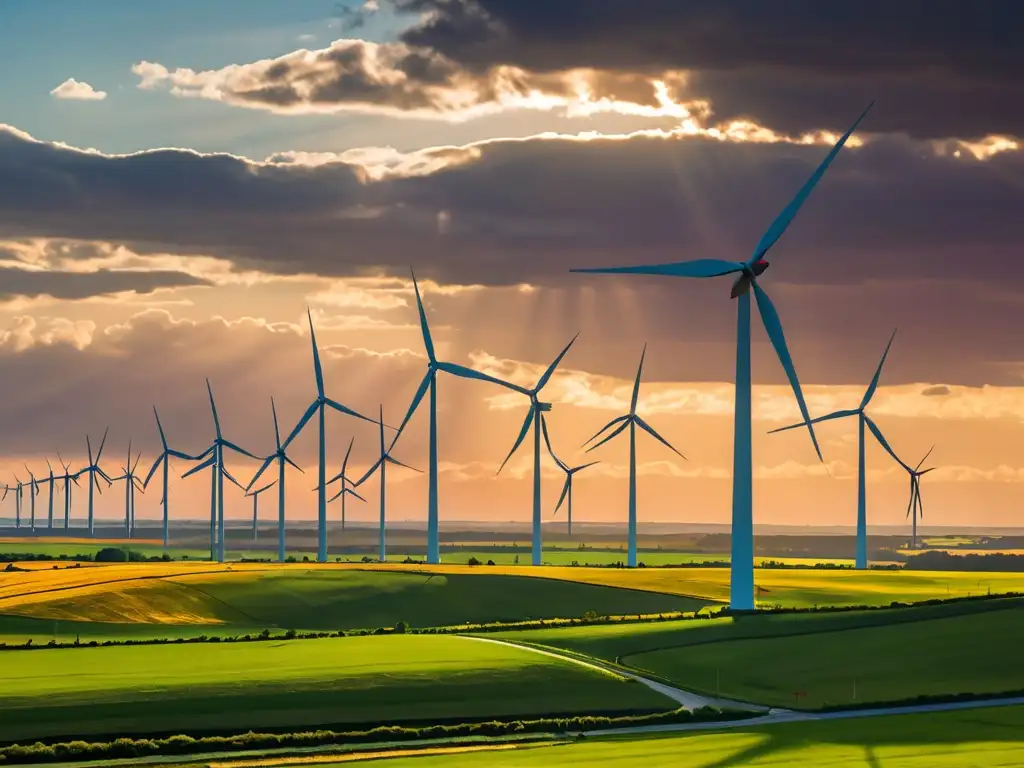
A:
[325,436,364,536]
[75,428,113,536]
[351,405,421,562]
[11,474,22,529]
[23,466,40,532]
[582,345,683,567]
[542,423,598,538]
[144,407,206,550]
[111,442,145,539]
[246,480,277,542]
[496,335,578,566]
[246,397,304,563]
[56,452,79,529]
[283,310,380,564]
[903,446,936,551]
[390,269,533,564]
[770,330,910,569]
[570,103,873,608]
[42,459,57,530]
[183,379,260,562]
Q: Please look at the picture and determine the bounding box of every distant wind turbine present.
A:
[42,459,57,530]
[246,397,304,563]
[496,335,578,566]
[11,474,23,529]
[351,405,421,562]
[325,436,364,537]
[542,422,597,538]
[246,480,277,542]
[183,380,259,562]
[76,428,113,536]
[771,330,909,569]
[144,407,206,550]
[23,465,40,532]
[583,346,684,566]
[390,269,531,564]
[56,452,79,529]
[111,442,145,539]
[283,310,380,563]
[570,104,873,608]
[903,446,936,550]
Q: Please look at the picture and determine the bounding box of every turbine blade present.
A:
[307,308,325,398]
[749,102,872,263]
[143,454,164,488]
[916,479,925,519]
[571,460,600,473]
[222,464,244,490]
[905,476,915,520]
[326,397,376,425]
[342,436,355,473]
[385,455,421,473]
[389,372,431,453]
[498,409,535,474]
[271,396,282,450]
[354,458,384,487]
[630,344,647,415]
[919,467,937,475]
[863,414,913,474]
[586,418,630,453]
[86,434,94,465]
[246,457,275,492]
[635,415,686,459]
[411,268,436,362]
[183,455,216,479]
[571,259,745,278]
[284,454,304,474]
[553,476,571,515]
[860,329,897,410]
[583,414,628,447]
[249,480,277,497]
[540,415,568,472]
[536,334,578,392]
[327,487,342,503]
[916,445,936,472]
[752,280,822,462]
[768,409,860,435]
[436,361,530,394]
[345,487,367,503]
[169,449,207,461]
[96,426,109,462]
[222,440,260,461]
[282,401,319,450]
[154,406,169,449]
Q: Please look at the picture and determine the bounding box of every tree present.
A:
[95,547,128,563]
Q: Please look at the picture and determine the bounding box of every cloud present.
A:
[391,0,1024,141]
[921,385,951,397]
[50,78,108,101]
[0,265,210,302]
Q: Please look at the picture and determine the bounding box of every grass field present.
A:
[0,565,710,637]
[500,598,1024,709]
[324,705,1024,767]
[0,634,672,743]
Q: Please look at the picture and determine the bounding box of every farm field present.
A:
[0,634,670,743]
[0,565,710,637]
[327,705,1024,767]
[501,598,1024,709]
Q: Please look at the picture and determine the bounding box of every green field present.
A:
[500,598,1024,709]
[340,705,1024,767]
[0,568,710,639]
[0,634,672,743]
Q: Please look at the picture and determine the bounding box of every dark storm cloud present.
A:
[394,0,1024,140]
[1,124,1022,290]
[0,267,211,301]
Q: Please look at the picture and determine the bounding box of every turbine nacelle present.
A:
[730,259,770,299]
[536,401,553,412]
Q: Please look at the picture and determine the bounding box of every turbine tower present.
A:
[246,480,277,542]
[390,269,530,564]
[283,310,378,563]
[543,423,598,538]
[111,442,145,539]
[246,397,303,563]
[351,405,420,562]
[770,330,909,569]
[583,346,683,567]
[11,474,23,529]
[183,380,259,562]
[325,437,364,537]
[42,459,57,530]
[496,335,578,566]
[903,446,936,550]
[23,466,40,532]
[570,104,873,609]
[144,407,206,550]
[76,428,113,536]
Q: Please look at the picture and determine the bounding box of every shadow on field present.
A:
[693,707,1024,767]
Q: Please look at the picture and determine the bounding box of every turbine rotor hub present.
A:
[537,402,552,412]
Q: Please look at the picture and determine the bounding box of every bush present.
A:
[467,557,482,566]
[394,621,408,634]
[95,547,128,563]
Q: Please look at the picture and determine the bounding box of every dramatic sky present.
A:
[1,0,1022,531]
